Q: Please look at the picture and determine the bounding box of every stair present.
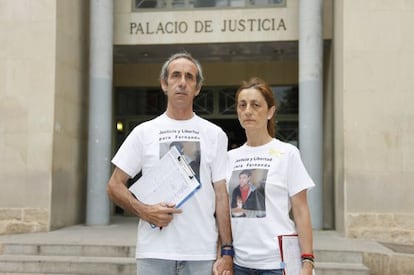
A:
[0,243,136,275]
[0,220,374,275]
[315,249,369,275]
[0,242,370,274]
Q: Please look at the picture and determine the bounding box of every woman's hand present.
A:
[299,260,314,275]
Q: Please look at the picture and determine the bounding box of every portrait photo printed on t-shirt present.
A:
[229,168,267,218]
[160,141,201,181]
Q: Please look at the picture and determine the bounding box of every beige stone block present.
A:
[21,172,50,208]
[394,214,414,230]
[27,100,54,134]
[0,208,48,235]
[344,130,403,172]
[1,23,29,57]
[348,213,378,228]
[28,0,56,21]
[394,55,414,92]
[24,59,55,113]
[0,94,29,134]
[0,1,52,22]
[0,220,33,235]
[401,12,414,51]
[2,132,28,171]
[0,208,22,220]
[23,208,49,225]
[53,136,77,169]
[0,172,26,207]
[389,253,414,275]
[378,214,399,227]
[402,135,414,172]
[347,213,414,245]
[363,252,391,275]
[389,230,413,244]
[0,59,6,96]
[115,0,134,13]
[57,1,84,37]
[13,222,47,234]
[26,132,53,171]
[54,97,79,137]
[25,22,56,58]
[6,58,51,101]
[346,173,409,212]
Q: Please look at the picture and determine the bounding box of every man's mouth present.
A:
[175,90,187,95]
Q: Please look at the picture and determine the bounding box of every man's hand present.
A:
[213,256,233,275]
[141,202,182,228]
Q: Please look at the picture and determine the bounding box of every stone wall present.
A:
[338,0,414,245]
[347,213,414,245]
[0,208,48,235]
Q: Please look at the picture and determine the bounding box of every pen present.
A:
[150,223,164,231]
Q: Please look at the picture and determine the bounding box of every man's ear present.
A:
[161,79,168,94]
[194,86,201,96]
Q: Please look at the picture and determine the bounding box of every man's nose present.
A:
[178,75,187,86]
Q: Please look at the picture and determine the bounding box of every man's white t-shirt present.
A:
[227,139,315,269]
[112,113,228,261]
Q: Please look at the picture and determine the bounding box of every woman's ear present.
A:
[268,106,276,120]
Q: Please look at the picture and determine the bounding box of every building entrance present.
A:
[113,84,298,215]
[114,84,298,152]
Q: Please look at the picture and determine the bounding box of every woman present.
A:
[226,77,315,275]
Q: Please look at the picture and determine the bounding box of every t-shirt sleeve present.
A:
[111,127,143,178]
[211,129,229,184]
[286,147,315,196]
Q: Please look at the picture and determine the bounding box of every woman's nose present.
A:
[245,104,252,114]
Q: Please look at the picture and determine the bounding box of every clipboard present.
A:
[129,146,201,208]
[278,234,301,275]
[277,234,316,275]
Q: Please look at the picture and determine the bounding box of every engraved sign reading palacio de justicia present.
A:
[129,17,287,35]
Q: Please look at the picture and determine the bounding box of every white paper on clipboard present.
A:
[277,234,316,275]
[129,146,201,208]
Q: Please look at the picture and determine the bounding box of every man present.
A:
[107,52,233,275]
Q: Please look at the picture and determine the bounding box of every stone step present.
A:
[0,240,370,274]
[0,254,136,275]
[0,254,369,275]
[2,242,365,264]
[315,249,364,264]
[0,254,370,275]
[1,243,135,258]
[316,262,370,275]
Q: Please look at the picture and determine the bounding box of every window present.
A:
[133,0,285,10]
[115,84,298,145]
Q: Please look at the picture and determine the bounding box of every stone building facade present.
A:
[0,0,413,248]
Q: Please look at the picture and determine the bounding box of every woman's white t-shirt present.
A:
[227,139,315,269]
